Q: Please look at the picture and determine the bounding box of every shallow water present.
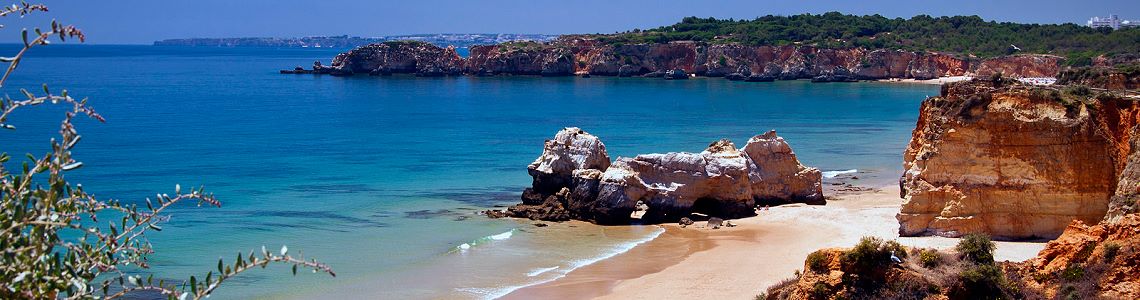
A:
[1,45,936,298]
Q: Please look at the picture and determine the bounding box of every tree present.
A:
[0,2,333,299]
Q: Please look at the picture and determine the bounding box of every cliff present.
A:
[302,37,1065,80]
[898,79,1140,239]
[488,128,822,225]
[328,41,464,76]
[1005,212,1140,299]
[1057,64,1140,90]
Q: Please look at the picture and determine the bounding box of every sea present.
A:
[1,45,937,299]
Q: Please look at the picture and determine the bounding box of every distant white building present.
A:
[1088,14,1140,29]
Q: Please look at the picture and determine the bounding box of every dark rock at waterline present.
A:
[664,69,689,80]
[811,73,859,82]
[745,74,776,82]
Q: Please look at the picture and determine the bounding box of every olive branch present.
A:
[0,2,334,299]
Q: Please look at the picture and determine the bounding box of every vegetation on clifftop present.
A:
[595,12,1140,65]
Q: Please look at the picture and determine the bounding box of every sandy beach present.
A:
[880,75,974,85]
[503,182,1047,300]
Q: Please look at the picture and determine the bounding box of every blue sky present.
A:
[6,0,1140,44]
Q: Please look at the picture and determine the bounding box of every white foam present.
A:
[453,229,516,253]
[822,169,858,178]
[489,230,513,241]
[525,266,560,277]
[467,226,666,299]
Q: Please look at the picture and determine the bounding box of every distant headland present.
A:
[153,34,559,48]
[281,13,1139,81]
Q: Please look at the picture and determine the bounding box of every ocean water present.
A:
[1,45,937,299]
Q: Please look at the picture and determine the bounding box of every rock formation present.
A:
[328,41,464,76]
[490,128,823,225]
[309,37,1066,80]
[898,79,1140,239]
[1008,213,1140,299]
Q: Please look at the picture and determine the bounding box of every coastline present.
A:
[503,180,1047,299]
[877,75,973,85]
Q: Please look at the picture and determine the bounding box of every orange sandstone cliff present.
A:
[898,79,1140,239]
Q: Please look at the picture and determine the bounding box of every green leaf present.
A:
[189,276,196,292]
[217,259,224,274]
[292,264,297,276]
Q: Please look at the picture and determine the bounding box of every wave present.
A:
[453,229,516,253]
[822,169,858,178]
[465,226,666,299]
[525,266,560,277]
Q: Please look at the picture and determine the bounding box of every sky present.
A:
[5,0,1140,44]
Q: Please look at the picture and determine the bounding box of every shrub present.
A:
[956,233,996,264]
[0,4,332,299]
[844,237,890,273]
[950,264,1008,299]
[811,281,830,298]
[807,250,830,273]
[1060,264,1085,281]
[919,249,941,268]
[1103,242,1122,263]
[883,240,908,259]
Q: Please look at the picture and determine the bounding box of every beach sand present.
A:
[880,75,974,85]
[503,184,1047,300]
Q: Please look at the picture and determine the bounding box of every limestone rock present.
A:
[743,131,825,205]
[505,128,824,224]
[897,80,1120,239]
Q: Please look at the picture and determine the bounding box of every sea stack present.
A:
[491,128,824,224]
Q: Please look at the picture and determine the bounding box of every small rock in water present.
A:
[533,223,549,227]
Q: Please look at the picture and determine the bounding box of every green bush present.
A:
[842,236,910,276]
[1103,242,1122,263]
[951,264,1008,299]
[919,249,941,268]
[811,282,830,298]
[807,250,830,274]
[1060,264,1085,281]
[956,233,996,264]
[883,240,908,259]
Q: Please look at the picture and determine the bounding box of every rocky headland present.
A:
[897,78,1140,239]
[486,127,823,225]
[284,38,1066,81]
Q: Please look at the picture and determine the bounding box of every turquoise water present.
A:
[1,45,937,298]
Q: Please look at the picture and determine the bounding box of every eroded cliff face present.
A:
[898,80,1140,239]
[1009,212,1140,299]
[323,38,1063,79]
[973,54,1064,78]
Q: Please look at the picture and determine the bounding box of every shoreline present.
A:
[876,75,973,85]
[503,181,1046,299]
